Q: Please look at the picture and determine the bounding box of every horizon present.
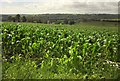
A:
[1,13,119,15]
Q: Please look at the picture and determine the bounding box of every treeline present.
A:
[1,14,119,24]
[4,14,75,25]
[7,14,26,22]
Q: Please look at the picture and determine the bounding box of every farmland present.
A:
[1,22,120,79]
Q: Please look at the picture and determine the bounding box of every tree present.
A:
[12,16,15,22]
[68,20,75,25]
[37,19,42,23]
[41,19,47,24]
[7,16,12,22]
[64,19,68,24]
[27,16,33,22]
[21,16,27,22]
[15,14,21,22]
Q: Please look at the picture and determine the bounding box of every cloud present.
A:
[64,2,118,14]
[1,0,119,14]
[1,0,15,3]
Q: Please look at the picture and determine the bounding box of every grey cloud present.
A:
[62,2,118,14]
[1,1,119,14]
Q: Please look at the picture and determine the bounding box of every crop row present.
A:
[1,23,120,79]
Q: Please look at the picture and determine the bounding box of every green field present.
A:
[1,22,120,79]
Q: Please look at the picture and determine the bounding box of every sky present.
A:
[0,0,120,14]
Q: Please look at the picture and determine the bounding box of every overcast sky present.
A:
[0,0,120,14]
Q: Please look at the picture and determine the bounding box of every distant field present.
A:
[1,22,120,79]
